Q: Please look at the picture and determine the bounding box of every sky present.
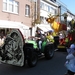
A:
[58,0,75,14]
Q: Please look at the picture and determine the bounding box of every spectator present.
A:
[1,35,6,45]
[67,42,75,54]
[65,42,75,75]
[46,31,54,43]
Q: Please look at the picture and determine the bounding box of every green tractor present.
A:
[0,29,55,67]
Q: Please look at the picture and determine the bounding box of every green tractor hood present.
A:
[26,40,38,49]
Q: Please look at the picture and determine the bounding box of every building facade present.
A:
[0,0,37,38]
[32,0,60,36]
[0,0,75,36]
[0,0,35,27]
[57,0,75,30]
[40,0,59,24]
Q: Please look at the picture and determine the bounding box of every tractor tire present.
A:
[27,52,38,67]
[44,44,54,59]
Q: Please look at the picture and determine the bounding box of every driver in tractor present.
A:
[35,30,43,50]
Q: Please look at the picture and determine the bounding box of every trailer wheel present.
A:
[27,52,38,67]
[44,44,54,59]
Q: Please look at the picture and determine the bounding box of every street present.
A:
[0,51,67,75]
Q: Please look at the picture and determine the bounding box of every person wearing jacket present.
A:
[67,42,75,54]
[35,30,43,50]
[65,42,75,75]
[46,31,54,43]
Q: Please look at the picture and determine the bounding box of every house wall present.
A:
[0,0,34,27]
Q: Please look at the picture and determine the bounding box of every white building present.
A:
[32,0,59,36]
[40,0,58,24]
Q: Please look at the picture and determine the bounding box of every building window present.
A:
[50,7,56,15]
[44,4,50,12]
[48,6,50,12]
[9,0,13,12]
[3,0,19,14]
[40,2,50,12]
[25,4,30,17]
[40,16,44,23]
[44,4,48,11]
[40,2,44,9]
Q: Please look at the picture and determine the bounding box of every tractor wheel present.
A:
[44,44,54,59]
[27,52,38,67]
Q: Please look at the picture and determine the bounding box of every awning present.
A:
[36,24,53,32]
[0,20,30,38]
[0,20,29,29]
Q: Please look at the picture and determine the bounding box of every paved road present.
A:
[0,51,67,75]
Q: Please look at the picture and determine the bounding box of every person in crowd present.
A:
[65,41,75,75]
[0,31,4,38]
[46,31,54,43]
[1,35,6,45]
[67,41,75,54]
